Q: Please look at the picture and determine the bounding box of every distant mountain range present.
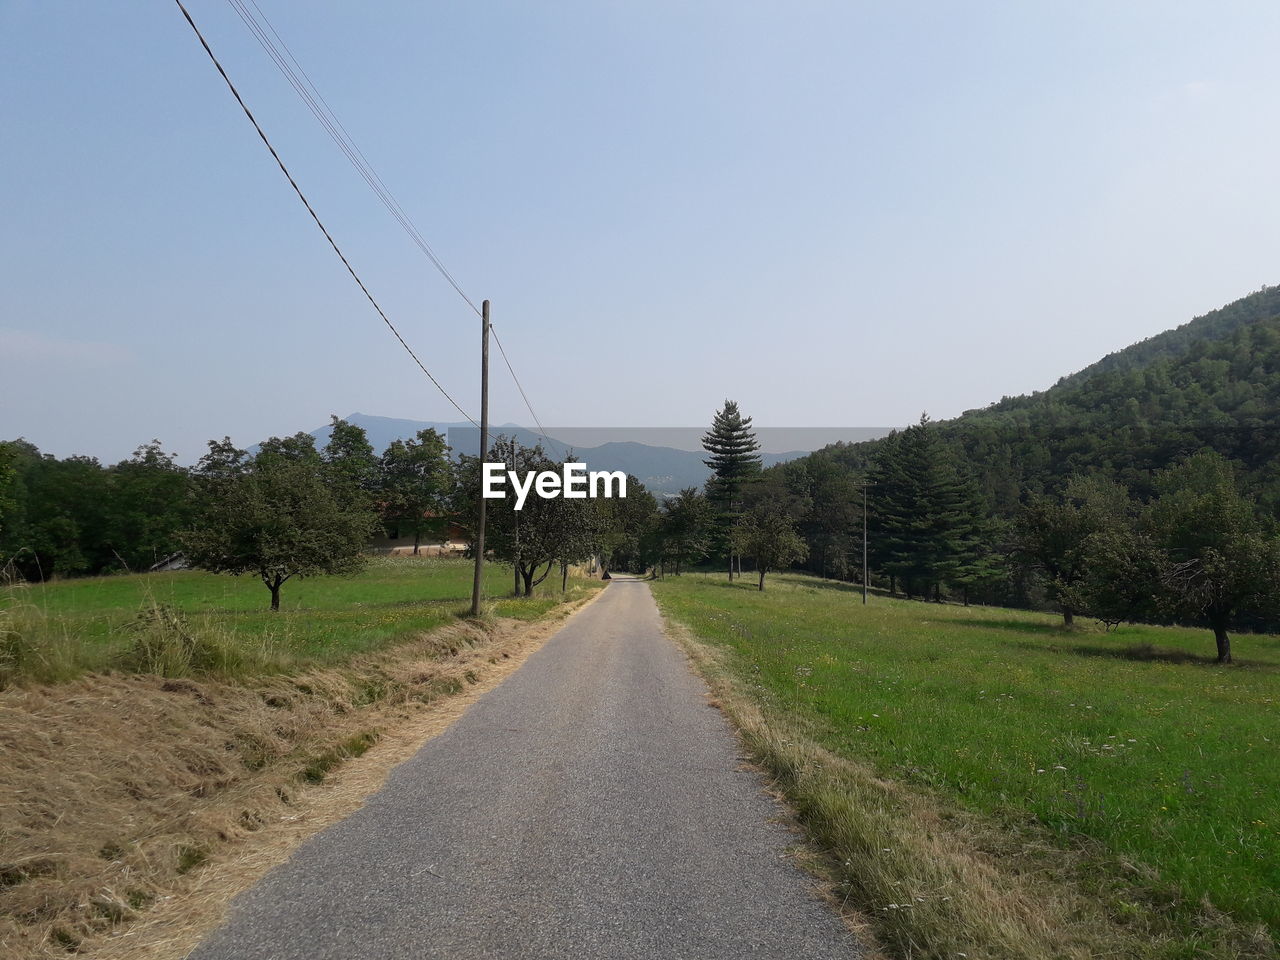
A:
[305,414,832,495]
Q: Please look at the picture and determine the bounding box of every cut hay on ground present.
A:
[0,593,598,959]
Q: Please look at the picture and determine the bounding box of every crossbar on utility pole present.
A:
[469,300,490,617]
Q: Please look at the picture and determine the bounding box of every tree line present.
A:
[649,402,1280,664]
[6,383,1279,661]
[0,418,655,610]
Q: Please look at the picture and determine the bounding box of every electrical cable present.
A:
[172,0,477,426]
[224,0,554,447]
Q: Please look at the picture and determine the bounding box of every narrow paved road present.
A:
[191,579,859,960]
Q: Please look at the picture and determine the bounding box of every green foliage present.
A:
[938,290,1280,516]
[103,441,195,572]
[0,442,17,542]
[1077,522,1162,630]
[0,438,193,581]
[658,487,714,573]
[702,400,762,561]
[183,434,379,610]
[454,438,620,591]
[1148,453,1280,662]
[1013,477,1133,625]
[729,506,808,590]
[1060,283,1280,387]
[785,450,864,580]
[322,415,380,501]
[595,475,659,573]
[378,428,451,553]
[867,415,989,598]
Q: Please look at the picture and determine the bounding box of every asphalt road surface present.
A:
[191,578,859,960]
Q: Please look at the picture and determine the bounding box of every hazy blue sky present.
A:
[2,1,1278,463]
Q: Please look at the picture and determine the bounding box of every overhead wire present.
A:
[227,0,482,317]
[490,326,551,443]
[222,0,554,447]
[172,0,477,426]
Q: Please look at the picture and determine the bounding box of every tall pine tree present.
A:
[702,400,762,577]
[868,414,988,599]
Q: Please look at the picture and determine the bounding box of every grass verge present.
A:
[0,562,602,959]
[654,573,1277,960]
[0,557,596,686]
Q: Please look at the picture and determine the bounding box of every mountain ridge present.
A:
[305,414,816,495]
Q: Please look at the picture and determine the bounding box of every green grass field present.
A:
[654,573,1280,944]
[1,557,598,685]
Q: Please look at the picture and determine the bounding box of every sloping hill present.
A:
[804,284,1280,515]
[1057,284,1280,387]
[946,284,1280,510]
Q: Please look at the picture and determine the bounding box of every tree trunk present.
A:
[728,551,734,582]
[561,561,568,592]
[1062,607,1074,627]
[758,568,766,591]
[890,575,896,597]
[269,579,281,612]
[514,563,521,597]
[1213,623,1232,664]
[412,528,420,556]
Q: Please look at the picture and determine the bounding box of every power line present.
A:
[226,0,482,317]
[222,0,553,446]
[172,0,476,426]
[490,325,550,444]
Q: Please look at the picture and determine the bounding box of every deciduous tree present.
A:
[1012,476,1131,626]
[379,429,451,554]
[1149,452,1280,662]
[183,434,379,610]
[659,487,713,574]
[730,504,808,591]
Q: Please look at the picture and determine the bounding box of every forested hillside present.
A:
[795,284,1280,516]
[1058,283,1280,386]
[947,284,1280,514]
[750,284,1280,644]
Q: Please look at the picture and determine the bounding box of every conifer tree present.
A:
[867,414,988,599]
[701,400,762,577]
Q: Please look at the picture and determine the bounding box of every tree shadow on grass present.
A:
[949,616,1081,637]
[1005,639,1276,670]
[768,573,893,597]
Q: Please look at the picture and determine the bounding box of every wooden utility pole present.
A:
[469,300,490,617]
[512,437,521,596]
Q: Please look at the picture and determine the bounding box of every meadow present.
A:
[1,556,597,685]
[654,573,1279,955]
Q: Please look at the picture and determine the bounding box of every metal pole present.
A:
[469,300,490,616]
[862,483,868,605]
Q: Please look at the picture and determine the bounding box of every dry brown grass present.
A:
[0,590,600,959]
[664,617,1276,960]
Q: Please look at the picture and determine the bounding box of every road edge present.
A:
[92,585,609,960]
